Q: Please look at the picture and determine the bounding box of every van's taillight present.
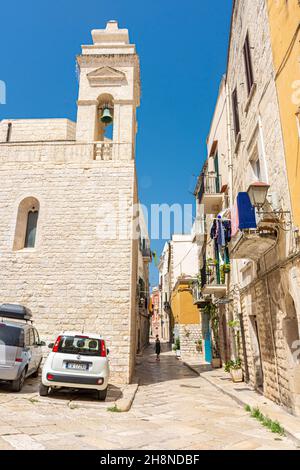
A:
[15,358,22,363]
[47,374,54,381]
[52,336,62,353]
[100,340,106,357]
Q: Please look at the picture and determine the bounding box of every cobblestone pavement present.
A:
[0,344,298,450]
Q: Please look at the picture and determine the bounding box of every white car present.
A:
[40,332,110,400]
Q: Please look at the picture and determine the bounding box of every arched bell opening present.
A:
[96,94,114,142]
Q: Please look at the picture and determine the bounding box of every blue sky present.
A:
[0,0,232,289]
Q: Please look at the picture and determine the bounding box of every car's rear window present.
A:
[57,336,101,356]
[0,324,24,347]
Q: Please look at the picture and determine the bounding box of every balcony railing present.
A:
[197,172,223,215]
[94,142,133,161]
[198,172,222,201]
[201,263,227,297]
[94,142,113,160]
[205,263,224,286]
[141,247,152,260]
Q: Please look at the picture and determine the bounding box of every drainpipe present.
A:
[225,79,237,360]
[225,81,233,208]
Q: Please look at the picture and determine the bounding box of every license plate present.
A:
[66,362,88,371]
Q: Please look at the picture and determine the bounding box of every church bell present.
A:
[100,106,113,125]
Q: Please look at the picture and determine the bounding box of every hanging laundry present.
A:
[217,217,226,247]
[223,220,232,243]
[231,200,239,237]
[210,217,231,248]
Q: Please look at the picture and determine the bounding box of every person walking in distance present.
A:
[155,335,161,361]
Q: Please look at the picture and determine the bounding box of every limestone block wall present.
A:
[178,323,203,360]
[226,0,300,415]
[227,0,291,222]
[0,119,76,143]
[0,145,138,384]
[240,262,300,416]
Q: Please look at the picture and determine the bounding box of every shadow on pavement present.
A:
[135,342,200,386]
[0,377,122,403]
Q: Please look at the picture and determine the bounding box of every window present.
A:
[13,197,40,251]
[0,325,24,348]
[250,157,261,181]
[33,328,40,345]
[24,210,38,248]
[29,329,35,346]
[243,32,254,95]
[247,123,268,185]
[232,88,240,139]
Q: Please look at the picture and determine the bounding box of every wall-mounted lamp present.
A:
[247,181,270,211]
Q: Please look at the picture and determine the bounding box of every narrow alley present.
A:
[0,345,297,450]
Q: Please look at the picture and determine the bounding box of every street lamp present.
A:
[247,182,270,211]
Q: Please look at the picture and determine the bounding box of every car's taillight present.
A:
[52,335,62,353]
[100,340,106,357]
[47,373,54,381]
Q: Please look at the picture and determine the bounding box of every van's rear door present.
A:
[0,324,23,367]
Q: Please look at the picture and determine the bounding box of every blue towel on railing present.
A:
[237,192,257,230]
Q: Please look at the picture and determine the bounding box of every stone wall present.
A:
[226,0,300,415]
[178,323,203,360]
[0,148,138,384]
[0,119,76,143]
[240,261,300,416]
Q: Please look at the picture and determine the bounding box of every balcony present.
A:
[94,142,113,160]
[230,227,277,261]
[141,246,152,262]
[230,192,278,261]
[192,284,211,307]
[198,172,224,215]
[201,263,227,298]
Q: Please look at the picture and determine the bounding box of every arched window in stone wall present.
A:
[13,197,40,250]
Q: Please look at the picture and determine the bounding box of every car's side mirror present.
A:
[107,348,110,355]
[48,343,54,349]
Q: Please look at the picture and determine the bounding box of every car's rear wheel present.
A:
[31,361,42,378]
[97,388,108,401]
[11,368,26,392]
[39,383,49,396]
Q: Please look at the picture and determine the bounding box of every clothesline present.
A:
[212,217,231,222]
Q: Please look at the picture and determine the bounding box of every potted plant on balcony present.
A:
[207,258,217,266]
[224,262,231,273]
[172,337,181,358]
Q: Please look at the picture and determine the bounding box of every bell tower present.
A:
[76,21,140,161]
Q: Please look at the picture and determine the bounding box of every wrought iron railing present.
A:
[192,284,202,303]
[205,263,225,286]
[197,172,222,202]
[141,247,152,258]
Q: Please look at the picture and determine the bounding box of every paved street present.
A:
[0,344,298,450]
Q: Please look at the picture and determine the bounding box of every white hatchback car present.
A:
[40,332,110,400]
